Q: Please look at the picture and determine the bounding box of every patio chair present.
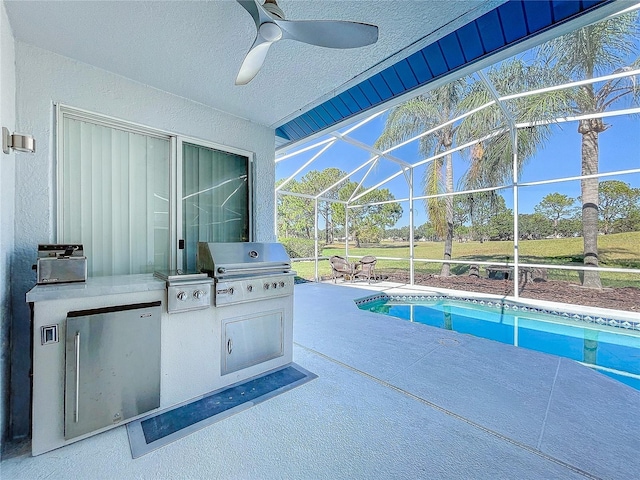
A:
[354,255,377,283]
[329,256,356,283]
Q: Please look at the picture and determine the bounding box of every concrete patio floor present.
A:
[2,282,639,479]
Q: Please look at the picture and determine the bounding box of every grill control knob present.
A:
[279,281,285,288]
[247,285,253,292]
[272,282,277,289]
[177,291,187,301]
[264,283,269,290]
[193,289,205,299]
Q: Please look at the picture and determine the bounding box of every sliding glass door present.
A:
[57,106,254,275]
[181,142,251,271]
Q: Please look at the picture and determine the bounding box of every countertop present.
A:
[26,274,165,303]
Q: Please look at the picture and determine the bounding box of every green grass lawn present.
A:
[291,231,640,288]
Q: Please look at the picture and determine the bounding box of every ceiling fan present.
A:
[235,0,379,85]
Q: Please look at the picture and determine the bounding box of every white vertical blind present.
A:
[60,117,170,276]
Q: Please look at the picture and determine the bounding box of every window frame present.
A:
[55,104,255,272]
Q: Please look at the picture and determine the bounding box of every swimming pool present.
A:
[357,294,640,391]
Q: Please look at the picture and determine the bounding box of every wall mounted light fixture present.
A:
[2,127,36,154]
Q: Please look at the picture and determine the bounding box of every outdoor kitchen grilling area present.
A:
[195,242,296,377]
[26,242,301,457]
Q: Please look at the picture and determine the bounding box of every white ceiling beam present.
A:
[350,167,409,203]
[275,140,336,192]
[316,156,379,198]
[348,158,380,203]
[331,131,412,168]
[276,137,334,162]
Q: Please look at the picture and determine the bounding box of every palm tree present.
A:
[459,12,638,289]
[457,58,570,190]
[537,11,639,288]
[373,11,638,285]
[375,65,557,276]
[375,79,468,276]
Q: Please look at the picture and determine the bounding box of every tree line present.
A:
[280,175,640,247]
[277,168,402,247]
[384,180,640,242]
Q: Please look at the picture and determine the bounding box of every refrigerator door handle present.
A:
[74,331,80,423]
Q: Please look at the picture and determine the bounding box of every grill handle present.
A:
[215,264,291,277]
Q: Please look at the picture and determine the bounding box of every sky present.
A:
[275,12,640,230]
[276,111,639,229]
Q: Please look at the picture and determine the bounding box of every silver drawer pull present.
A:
[74,331,80,423]
[227,338,233,355]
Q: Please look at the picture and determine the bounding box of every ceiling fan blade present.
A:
[279,20,378,49]
[236,0,260,25]
[235,37,274,85]
[236,0,275,27]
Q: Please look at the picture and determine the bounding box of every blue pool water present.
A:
[359,298,640,391]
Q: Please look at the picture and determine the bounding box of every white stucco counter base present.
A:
[27,274,293,456]
[28,276,166,455]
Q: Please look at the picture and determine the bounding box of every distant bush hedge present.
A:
[279,238,323,259]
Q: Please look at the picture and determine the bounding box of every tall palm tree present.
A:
[458,58,569,190]
[373,11,638,286]
[375,79,468,276]
[537,11,639,288]
[375,65,557,276]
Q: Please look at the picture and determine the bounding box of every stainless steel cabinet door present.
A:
[223,311,283,375]
[64,302,161,440]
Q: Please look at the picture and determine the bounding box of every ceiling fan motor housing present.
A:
[259,22,283,42]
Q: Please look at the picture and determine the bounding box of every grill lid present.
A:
[197,242,291,279]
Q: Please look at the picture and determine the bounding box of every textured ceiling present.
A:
[4,0,501,128]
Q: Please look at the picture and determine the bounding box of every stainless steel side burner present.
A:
[153,270,213,314]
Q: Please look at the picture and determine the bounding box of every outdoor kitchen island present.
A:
[26,249,295,456]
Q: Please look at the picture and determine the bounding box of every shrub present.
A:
[279,238,323,259]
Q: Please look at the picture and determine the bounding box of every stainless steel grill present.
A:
[197,242,295,306]
[197,242,295,377]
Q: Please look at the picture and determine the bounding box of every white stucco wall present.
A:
[0,0,15,446]
[9,42,276,438]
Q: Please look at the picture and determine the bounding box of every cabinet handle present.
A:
[227,338,233,355]
[74,331,80,423]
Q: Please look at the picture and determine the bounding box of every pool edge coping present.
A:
[354,290,640,332]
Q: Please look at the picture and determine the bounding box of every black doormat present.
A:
[127,363,317,458]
